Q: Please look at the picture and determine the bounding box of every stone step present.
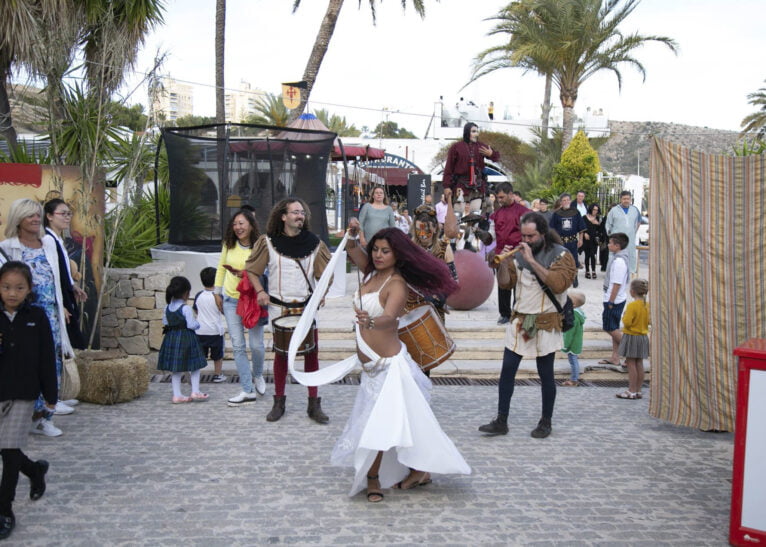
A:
[244,325,609,342]
[203,357,647,378]
[221,337,614,362]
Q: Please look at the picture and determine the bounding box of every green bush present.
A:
[549,130,601,202]
[105,182,170,268]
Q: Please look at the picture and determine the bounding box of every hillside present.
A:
[7,84,48,134]
[599,120,741,176]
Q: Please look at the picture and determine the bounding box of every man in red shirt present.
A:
[443,123,499,216]
[490,182,529,324]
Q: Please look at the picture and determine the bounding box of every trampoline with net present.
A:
[157,123,337,250]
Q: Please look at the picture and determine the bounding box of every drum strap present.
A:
[294,259,314,295]
[269,295,309,308]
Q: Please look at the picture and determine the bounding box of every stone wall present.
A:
[100,262,185,355]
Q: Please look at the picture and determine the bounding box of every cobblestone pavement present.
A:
[10,381,732,546]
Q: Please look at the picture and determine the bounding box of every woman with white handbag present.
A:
[0,199,73,437]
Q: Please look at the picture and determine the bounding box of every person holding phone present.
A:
[214,210,267,406]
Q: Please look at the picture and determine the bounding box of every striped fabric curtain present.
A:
[649,138,766,431]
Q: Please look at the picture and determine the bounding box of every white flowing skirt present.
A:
[330,342,471,496]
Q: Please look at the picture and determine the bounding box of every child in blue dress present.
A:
[158,276,209,403]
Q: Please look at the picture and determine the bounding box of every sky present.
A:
[124,0,766,137]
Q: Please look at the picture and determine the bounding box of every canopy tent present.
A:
[280,113,389,224]
[335,143,385,161]
[280,113,384,161]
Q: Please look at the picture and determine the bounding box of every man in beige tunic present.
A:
[479,212,577,439]
[245,198,332,424]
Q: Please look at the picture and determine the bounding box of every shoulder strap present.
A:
[192,290,204,312]
[0,247,10,262]
[294,258,314,295]
[530,271,564,313]
[378,274,394,291]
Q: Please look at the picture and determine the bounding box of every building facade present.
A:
[151,77,194,123]
[225,81,263,122]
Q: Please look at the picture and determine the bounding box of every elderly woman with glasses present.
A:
[0,199,73,437]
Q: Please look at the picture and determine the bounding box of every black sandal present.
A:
[366,475,384,502]
[393,470,428,490]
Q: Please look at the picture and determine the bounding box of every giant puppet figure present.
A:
[442,123,499,215]
[408,188,458,323]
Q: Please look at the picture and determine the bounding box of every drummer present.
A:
[347,214,455,377]
[408,187,458,324]
[245,198,332,424]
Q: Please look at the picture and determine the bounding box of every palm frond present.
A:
[740,81,766,137]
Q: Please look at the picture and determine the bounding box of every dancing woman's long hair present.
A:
[364,228,459,297]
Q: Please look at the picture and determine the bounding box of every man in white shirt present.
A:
[601,232,630,366]
[575,191,588,217]
[605,191,642,274]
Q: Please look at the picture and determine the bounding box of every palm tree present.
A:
[1,0,164,155]
[246,93,290,127]
[475,0,677,152]
[469,0,558,139]
[740,80,766,139]
[215,0,226,218]
[81,0,165,104]
[314,108,360,136]
[289,0,426,123]
[0,0,42,153]
[215,0,225,127]
[552,0,676,150]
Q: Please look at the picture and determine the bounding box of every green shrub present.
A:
[549,130,601,202]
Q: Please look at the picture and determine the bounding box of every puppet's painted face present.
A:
[414,219,435,246]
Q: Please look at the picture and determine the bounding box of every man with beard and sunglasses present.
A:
[479,212,577,439]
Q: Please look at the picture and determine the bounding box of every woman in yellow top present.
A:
[214,209,266,405]
[616,278,650,400]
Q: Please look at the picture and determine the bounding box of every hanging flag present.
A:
[281,81,307,110]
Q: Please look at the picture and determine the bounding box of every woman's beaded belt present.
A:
[561,235,578,243]
[361,357,391,377]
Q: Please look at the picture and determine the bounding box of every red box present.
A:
[730,339,766,546]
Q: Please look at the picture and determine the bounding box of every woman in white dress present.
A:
[339,224,471,502]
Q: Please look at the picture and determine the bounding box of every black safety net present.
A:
[160,123,337,249]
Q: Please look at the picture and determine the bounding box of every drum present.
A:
[397,305,455,371]
[272,315,316,356]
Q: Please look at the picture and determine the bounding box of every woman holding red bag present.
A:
[214,209,267,406]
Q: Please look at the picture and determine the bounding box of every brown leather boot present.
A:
[266,396,286,422]
[307,397,329,424]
